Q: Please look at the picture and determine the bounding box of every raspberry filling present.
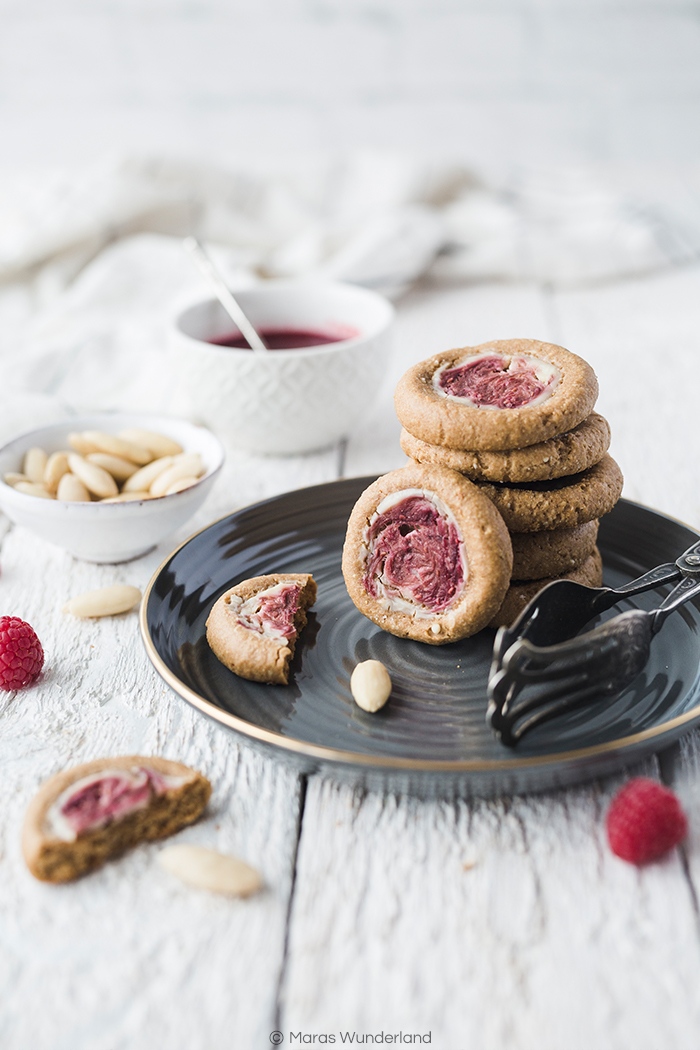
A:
[363,492,465,614]
[234,583,301,639]
[436,353,559,409]
[48,766,182,841]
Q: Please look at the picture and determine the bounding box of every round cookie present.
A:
[206,573,317,684]
[394,339,599,452]
[22,756,212,883]
[490,547,604,629]
[342,463,513,644]
[400,412,611,484]
[511,520,599,579]
[475,454,623,533]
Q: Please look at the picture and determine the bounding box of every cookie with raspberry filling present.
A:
[23,755,211,883]
[206,573,317,684]
[400,412,611,484]
[342,464,512,644]
[394,339,598,452]
[475,454,623,533]
[510,520,599,580]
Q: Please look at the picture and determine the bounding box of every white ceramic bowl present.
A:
[169,280,395,455]
[0,413,224,563]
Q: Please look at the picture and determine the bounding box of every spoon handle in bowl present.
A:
[183,237,269,354]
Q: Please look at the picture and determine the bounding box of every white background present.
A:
[2,0,700,173]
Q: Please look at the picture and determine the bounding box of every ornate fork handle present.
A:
[613,561,680,596]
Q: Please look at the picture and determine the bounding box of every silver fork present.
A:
[487,540,700,746]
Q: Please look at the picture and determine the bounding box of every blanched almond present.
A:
[68,432,101,455]
[86,452,139,482]
[3,472,29,487]
[122,456,174,493]
[81,430,152,465]
[150,454,203,497]
[57,473,91,501]
[350,660,392,713]
[44,451,70,493]
[164,476,199,495]
[63,584,142,617]
[67,454,119,499]
[23,447,48,483]
[158,844,262,897]
[117,428,183,458]
[14,481,53,499]
[100,491,154,502]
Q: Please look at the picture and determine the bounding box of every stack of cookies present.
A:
[395,338,623,627]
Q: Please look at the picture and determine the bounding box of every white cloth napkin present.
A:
[0,151,696,431]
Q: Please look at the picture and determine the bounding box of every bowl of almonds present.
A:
[0,413,224,562]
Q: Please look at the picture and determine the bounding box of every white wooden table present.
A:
[3,249,700,1050]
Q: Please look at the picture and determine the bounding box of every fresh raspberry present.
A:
[0,616,44,690]
[606,777,688,865]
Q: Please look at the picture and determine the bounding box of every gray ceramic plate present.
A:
[141,478,700,797]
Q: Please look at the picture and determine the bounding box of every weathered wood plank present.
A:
[281,769,700,1050]
[0,437,341,1048]
[553,263,700,531]
[667,728,700,930]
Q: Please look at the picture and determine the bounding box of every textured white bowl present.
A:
[169,280,394,455]
[0,413,224,563]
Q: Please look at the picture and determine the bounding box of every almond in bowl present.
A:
[0,413,225,563]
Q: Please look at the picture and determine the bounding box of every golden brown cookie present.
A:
[475,454,623,532]
[341,463,512,644]
[490,547,604,629]
[400,412,611,484]
[394,339,599,452]
[23,756,211,883]
[206,573,317,684]
[510,520,599,579]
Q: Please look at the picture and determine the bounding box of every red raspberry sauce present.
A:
[363,496,463,612]
[60,768,163,835]
[210,328,348,350]
[237,584,301,638]
[439,354,553,408]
